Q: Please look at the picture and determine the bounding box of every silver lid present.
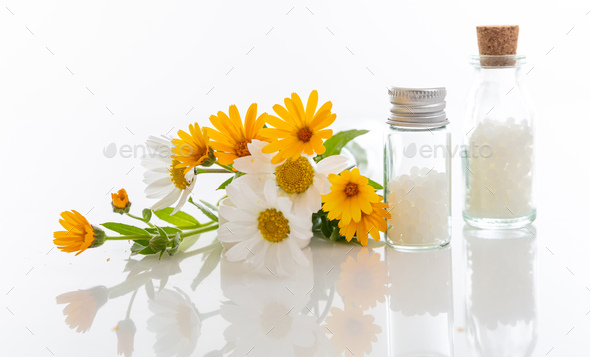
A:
[387,87,449,127]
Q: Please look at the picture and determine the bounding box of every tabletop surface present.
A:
[2,1,590,356]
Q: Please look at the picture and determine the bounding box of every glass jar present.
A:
[463,55,536,229]
[384,87,452,249]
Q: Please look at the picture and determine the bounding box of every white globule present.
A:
[387,169,450,245]
[466,118,533,218]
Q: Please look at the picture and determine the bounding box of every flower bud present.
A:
[111,188,131,214]
[149,234,169,252]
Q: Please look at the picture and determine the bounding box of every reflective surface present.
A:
[4,216,590,356]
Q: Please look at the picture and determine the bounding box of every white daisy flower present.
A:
[147,288,201,357]
[142,136,196,214]
[233,139,349,215]
[218,178,313,275]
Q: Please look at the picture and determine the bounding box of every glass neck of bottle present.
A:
[475,66,522,84]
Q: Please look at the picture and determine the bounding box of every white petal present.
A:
[227,181,265,211]
[315,155,350,176]
[172,180,195,214]
[263,180,279,206]
[287,237,310,266]
[152,189,181,211]
[225,236,261,262]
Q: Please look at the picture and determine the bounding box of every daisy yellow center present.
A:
[345,182,359,196]
[275,157,315,194]
[170,159,190,189]
[258,209,290,243]
[235,140,251,157]
[297,127,312,142]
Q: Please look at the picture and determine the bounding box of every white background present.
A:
[1,0,590,356]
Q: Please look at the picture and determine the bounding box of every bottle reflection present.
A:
[465,226,537,357]
[387,245,454,356]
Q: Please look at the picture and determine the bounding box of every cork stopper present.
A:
[476,25,519,66]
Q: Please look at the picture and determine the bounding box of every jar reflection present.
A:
[465,226,537,357]
[387,245,454,356]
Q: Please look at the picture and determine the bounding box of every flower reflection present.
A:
[56,285,108,333]
[219,251,333,356]
[465,226,537,356]
[337,248,389,310]
[114,319,136,357]
[123,252,182,290]
[325,305,381,357]
[147,288,202,357]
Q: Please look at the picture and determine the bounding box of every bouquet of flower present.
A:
[53,91,391,274]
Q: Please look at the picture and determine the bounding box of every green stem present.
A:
[105,222,218,241]
[180,224,218,238]
[126,213,155,228]
[106,235,151,240]
[196,168,233,174]
[214,162,235,172]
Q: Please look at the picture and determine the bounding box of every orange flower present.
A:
[53,210,105,255]
[338,199,391,246]
[172,123,211,174]
[261,91,335,164]
[206,103,269,166]
[111,188,131,213]
[321,169,380,225]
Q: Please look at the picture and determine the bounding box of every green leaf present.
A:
[345,141,368,172]
[132,239,150,246]
[142,209,152,222]
[329,223,341,241]
[167,233,181,256]
[145,226,182,235]
[130,242,147,253]
[320,216,333,239]
[217,176,234,190]
[367,178,384,190]
[200,200,219,212]
[321,129,369,159]
[153,207,200,228]
[102,222,150,236]
[189,197,218,222]
[138,246,157,255]
[155,226,169,241]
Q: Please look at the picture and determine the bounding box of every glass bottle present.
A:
[463,55,536,229]
[384,87,452,249]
